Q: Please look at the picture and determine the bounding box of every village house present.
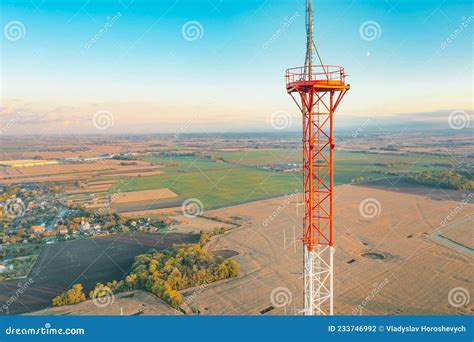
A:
[30,225,45,234]
[58,226,68,235]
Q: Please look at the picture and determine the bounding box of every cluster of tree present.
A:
[52,282,114,307]
[379,146,400,151]
[351,176,373,183]
[112,155,138,161]
[198,227,229,245]
[52,284,86,306]
[141,244,238,308]
[0,187,20,202]
[406,169,474,190]
[157,152,197,159]
[88,282,113,300]
[108,244,239,309]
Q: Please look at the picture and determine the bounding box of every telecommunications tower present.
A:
[285,0,350,315]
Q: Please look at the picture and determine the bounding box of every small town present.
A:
[0,184,169,280]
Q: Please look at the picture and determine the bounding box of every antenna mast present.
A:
[285,0,350,315]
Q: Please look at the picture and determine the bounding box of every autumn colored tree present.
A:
[121,241,240,309]
[52,284,86,306]
[89,283,113,300]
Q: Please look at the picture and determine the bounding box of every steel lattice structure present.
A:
[285,0,350,315]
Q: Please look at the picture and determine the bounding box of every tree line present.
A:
[406,169,473,190]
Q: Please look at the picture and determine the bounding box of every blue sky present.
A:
[0,0,472,134]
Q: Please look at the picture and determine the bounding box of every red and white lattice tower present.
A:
[285,0,350,315]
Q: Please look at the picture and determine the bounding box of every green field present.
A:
[111,150,460,210]
[112,155,300,209]
[208,149,456,182]
[209,149,456,169]
[207,149,301,166]
[332,151,456,183]
[142,155,232,172]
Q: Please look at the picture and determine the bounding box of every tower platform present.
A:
[286,65,350,93]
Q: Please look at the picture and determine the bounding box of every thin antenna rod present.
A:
[305,0,313,79]
[305,0,328,79]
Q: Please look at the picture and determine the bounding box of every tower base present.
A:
[304,246,334,315]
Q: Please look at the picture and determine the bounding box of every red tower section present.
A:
[286,66,349,251]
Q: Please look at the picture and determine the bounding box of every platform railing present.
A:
[286,65,346,87]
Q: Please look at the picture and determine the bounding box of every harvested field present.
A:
[1,174,92,184]
[103,170,163,177]
[358,178,472,201]
[429,215,474,256]
[86,185,112,191]
[26,290,181,316]
[0,160,142,176]
[88,180,118,185]
[66,188,106,195]
[0,160,163,185]
[112,200,184,214]
[0,233,198,315]
[119,207,182,217]
[112,189,178,204]
[441,219,474,250]
[169,215,238,234]
[185,185,473,315]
